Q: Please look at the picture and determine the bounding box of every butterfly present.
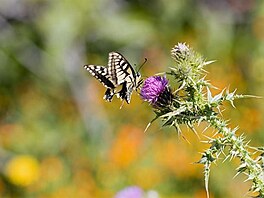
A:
[84,52,143,104]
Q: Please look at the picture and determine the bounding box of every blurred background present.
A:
[0,0,263,197]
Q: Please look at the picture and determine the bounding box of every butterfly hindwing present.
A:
[116,73,136,103]
[103,88,115,102]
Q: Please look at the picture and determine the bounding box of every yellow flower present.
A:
[5,155,40,187]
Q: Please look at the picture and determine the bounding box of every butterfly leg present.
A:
[103,88,115,102]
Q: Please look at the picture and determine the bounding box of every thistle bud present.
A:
[171,43,191,63]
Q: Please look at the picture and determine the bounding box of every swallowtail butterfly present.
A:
[84,52,142,104]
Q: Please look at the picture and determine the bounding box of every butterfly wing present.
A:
[84,52,141,104]
[108,52,137,86]
[117,75,136,104]
[83,65,116,89]
[108,52,140,103]
[103,88,115,102]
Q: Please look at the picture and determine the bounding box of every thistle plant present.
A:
[141,43,264,197]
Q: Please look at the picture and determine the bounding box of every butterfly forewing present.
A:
[108,52,133,85]
[83,65,115,89]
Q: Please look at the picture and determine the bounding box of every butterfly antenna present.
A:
[137,58,147,72]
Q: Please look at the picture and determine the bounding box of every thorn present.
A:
[144,122,151,133]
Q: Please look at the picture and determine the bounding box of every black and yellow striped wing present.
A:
[108,52,137,86]
[84,52,141,104]
[83,65,115,89]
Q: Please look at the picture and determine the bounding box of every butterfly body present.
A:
[84,52,141,104]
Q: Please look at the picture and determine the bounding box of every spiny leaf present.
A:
[144,115,160,133]
[160,106,186,118]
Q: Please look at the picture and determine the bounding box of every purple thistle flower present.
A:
[141,76,173,108]
[114,186,144,198]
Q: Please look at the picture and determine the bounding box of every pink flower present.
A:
[115,186,144,198]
